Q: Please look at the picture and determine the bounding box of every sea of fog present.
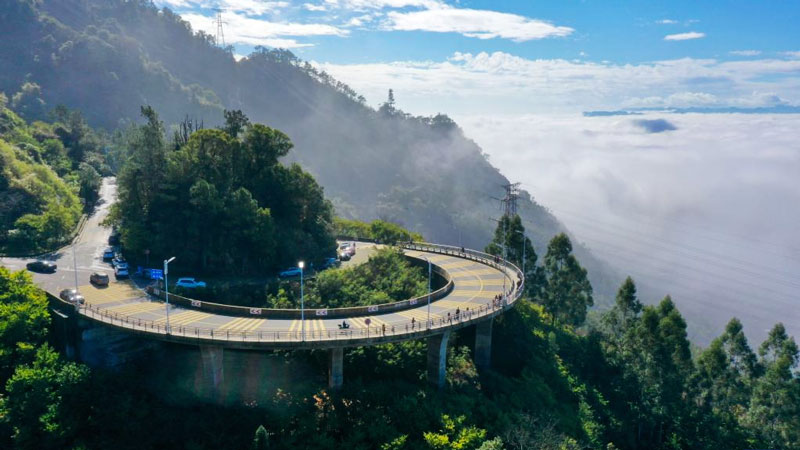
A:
[457,112,800,346]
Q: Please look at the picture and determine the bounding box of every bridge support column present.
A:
[200,345,224,394]
[474,319,493,369]
[427,331,450,389]
[328,347,344,389]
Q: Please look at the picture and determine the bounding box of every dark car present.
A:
[26,260,57,273]
[59,288,78,302]
[90,272,109,286]
[108,230,120,245]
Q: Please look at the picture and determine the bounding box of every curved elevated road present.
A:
[1,178,523,352]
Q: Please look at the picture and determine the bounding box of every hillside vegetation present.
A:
[0,0,620,304]
[0,97,104,254]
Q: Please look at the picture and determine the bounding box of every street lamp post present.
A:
[512,229,526,279]
[299,261,305,341]
[164,256,176,333]
[423,256,432,328]
[72,244,79,311]
[72,244,79,291]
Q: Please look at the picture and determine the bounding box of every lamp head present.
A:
[298,261,305,269]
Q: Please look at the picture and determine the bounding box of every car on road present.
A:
[338,251,351,261]
[26,260,57,273]
[90,272,109,286]
[59,288,78,301]
[339,242,356,257]
[321,257,341,270]
[115,266,129,278]
[278,267,303,278]
[102,248,115,261]
[112,256,128,269]
[58,288,84,304]
[108,229,120,245]
[175,278,207,288]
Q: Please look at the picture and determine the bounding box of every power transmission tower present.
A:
[214,8,226,47]
[489,181,520,305]
[501,182,520,218]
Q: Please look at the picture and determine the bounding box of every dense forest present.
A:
[0,0,620,305]
[0,218,797,449]
[107,107,336,273]
[0,96,105,254]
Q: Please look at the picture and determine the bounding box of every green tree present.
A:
[485,214,545,298]
[423,415,487,450]
[252,424,269,450]
[77,161,101,208]
[0,345,90,449]
[0,268,50,383]
[540,233,593,326]
[222,109,250,138]
[745,323,800,449]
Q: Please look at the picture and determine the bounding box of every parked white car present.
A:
[175,277,207,288]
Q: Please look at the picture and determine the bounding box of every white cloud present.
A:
[658,19,678,24]
[304,2,327,11]
[346,14,375,27]
[315,51,800,115]
[664,31,705,41]
[730,50,761,56]
[182,12,347,47]
[784,51,800,59]
[156,0,288,15]
[219,0,289,15]
[385,8,574,42]
[324,0,443,9]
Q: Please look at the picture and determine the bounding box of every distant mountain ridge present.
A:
[0,0,620,304]
[584,105,800,116]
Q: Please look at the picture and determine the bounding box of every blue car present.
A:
[321,257,340,270]
[279,267,303,278]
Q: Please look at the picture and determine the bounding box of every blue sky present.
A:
[158,0,799,64]
[155,0,800,114]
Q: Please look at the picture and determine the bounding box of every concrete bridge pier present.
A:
[427,330,451,389]
[328,347,344,389]
[474,319,493,369]
[200,345,225,398]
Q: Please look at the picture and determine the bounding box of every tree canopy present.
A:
[110,108,336,273]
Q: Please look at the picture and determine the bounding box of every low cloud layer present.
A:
[455,112,800,345]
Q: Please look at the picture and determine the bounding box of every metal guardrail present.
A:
[142,253,455,319]
[69,243,526,346]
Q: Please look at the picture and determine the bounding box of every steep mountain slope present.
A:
[0,0,620,303]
